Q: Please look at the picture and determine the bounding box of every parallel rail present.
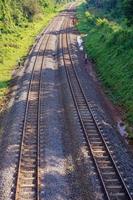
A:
[60,18,133,200]
[14,19,57,200]
[14,5,75,200]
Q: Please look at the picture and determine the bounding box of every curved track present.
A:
[60,17,133,200]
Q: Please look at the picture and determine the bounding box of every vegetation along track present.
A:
[60,15,133,200]
[14,16,61,200]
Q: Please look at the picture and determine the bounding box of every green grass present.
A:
[0,5,65,109]
[76,3,133,134]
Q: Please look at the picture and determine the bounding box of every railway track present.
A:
[14,17,60,200]
[60,17,133,200]
[13,5,75,199]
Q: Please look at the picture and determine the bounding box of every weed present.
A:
[77,3,133,135]
[0,2,67,108]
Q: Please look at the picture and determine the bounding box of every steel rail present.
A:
[36,15,66,200]
[61,19,110,200]
[61,17,132,200]
[14,19,57,200]
[66,18,133,200]
[20,16,56,82]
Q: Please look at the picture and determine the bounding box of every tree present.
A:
[123,0,133,24]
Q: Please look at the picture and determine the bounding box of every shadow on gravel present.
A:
[48,26,79,36]
[0,26,95,200]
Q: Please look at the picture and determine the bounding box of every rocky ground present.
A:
[0,5,133,200]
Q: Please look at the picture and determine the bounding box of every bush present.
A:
[123,0,133,25]
[22,0,41,20]
[0,0,51,32]
[77,4,133,125]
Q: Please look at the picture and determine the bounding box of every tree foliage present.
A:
[123,0,133,24]
[0,0,66,32]
[86,0,133,24]
[87,0,117,10]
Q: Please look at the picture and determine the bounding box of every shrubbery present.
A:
[22,0,41,19]
[122,0,133,24]
[0,0,56,33]
[77,4,133,126]
[0,0,69,107]
[86,0,133,25]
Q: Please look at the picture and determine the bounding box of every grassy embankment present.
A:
[0,0,68,111]
[76,3,133,137]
